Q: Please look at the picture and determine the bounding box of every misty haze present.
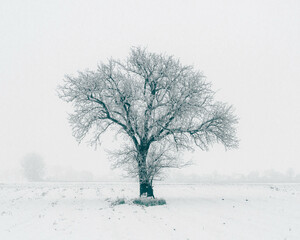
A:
[1,0,299,239]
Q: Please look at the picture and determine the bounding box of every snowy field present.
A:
[0,182,299,240]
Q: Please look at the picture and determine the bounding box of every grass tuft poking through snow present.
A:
[133,197,166,207]
[111,197,126,206]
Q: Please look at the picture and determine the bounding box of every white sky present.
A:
[0,0,299,180]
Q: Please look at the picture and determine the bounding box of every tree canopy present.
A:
[58,47,238,197]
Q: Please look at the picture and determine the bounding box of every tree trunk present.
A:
[139,181,154,198]
[137,144,154,198]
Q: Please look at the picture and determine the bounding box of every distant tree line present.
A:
[167,169,300,183]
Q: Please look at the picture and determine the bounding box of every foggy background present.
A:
[0,0,299,182]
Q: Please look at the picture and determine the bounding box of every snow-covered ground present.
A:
[0,182,299,240]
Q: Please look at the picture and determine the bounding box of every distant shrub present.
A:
[111,198,126,206]
[133,198,166,207]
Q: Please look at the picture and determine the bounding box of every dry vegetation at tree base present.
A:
[110,197,167,207]
[132,197,166,207]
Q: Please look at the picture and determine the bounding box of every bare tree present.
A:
[21,153,45,182]
[58,47,238,197]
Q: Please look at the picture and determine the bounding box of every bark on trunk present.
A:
[139,181,154,198]
[137,144,154,198]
